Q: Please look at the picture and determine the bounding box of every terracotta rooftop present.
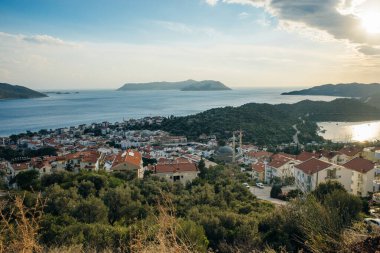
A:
[343,157,375,173]
[296,151,318,162]
[339,147,362,157]
[319,150,340,160]
[295,158,332,175]
[155,162,197,173]
[252,162,265,173]
[123,149,142,167]
[247,151,273,158]
[268,155,293,168]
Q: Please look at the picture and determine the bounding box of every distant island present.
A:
[281,83,380,98]
[44,91,80,95]
[0,83,47,99]
[117,79,231,91]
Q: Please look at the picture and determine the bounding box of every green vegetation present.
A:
[3,166,274,252]
[259,182,364,252]
[282,82,380,97]
[0,146,57,161]
[0,82,47,99]
[139,98,380,145]
[1,169,376,252]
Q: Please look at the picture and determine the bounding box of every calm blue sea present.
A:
[0,88,339,136]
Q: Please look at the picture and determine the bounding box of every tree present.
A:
[77,180,96,198]
[102,186,130,225]
[11,169,40,190]
[313,181,346,202]
[270,185,282,199]
[323,190,362,227]
[198,159,207,179]
[73,196,108,223]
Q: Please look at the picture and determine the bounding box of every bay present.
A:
[0,88,339,136]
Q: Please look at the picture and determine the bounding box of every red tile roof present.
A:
[295,158,332,175]
[247,151,273,159]
[155,162,197,173]
[343,157,375,173]
[319,150,340,160]
[268,156,292,168]
[296,151,317,162]
[123,149,142,167]
[339,147,362,157]
[252,162,265,173]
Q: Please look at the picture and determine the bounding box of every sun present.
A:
[360,12,380,34]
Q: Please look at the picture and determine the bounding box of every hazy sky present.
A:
[0,0,380,89]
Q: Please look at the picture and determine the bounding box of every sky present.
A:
[0,0,380,89]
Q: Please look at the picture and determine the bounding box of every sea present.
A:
[1,88,378,141]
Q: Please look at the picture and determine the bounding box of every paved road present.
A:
[250,186,287,206]
[292,124,300,144]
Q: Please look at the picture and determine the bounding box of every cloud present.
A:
[357,45,380,55]
[3,30,373,89]
[207,0,380,55]
[154,21,193,34]
[238,12,250,19]
[205,0,265,7]
[205,0,219,6]
[154,20,220,37]
[0,32,77,47]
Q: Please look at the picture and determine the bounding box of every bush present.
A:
[270,185,282,199]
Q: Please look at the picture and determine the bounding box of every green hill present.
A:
[0,83,47,99]
[282,83,380,97]
[117,79,231,91]
[133,98,380,145]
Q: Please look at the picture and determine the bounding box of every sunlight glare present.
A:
[360,11,380,34]
[351,123,380,142]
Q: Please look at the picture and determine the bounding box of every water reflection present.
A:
[318,121,380,142]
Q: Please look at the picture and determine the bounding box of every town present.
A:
[1,116,380,210]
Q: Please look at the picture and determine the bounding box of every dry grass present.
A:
[130,195,198,253]
[0,193,44,253]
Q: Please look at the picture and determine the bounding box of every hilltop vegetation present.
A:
[0,83,47,99]
[137,98,380,145]
[282,83,380,98]
[117,80,231,91]
[0,168,375,253]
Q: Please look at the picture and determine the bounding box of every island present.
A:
[0,83,47,99]
[281,83,380,98]
[117,79,231,91]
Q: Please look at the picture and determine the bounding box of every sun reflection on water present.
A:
[351,123,380,142]
[318,121,380,142]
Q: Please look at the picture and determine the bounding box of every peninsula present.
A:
[281,83,380,98]
[0,83,47,99]
[117,79,231,91]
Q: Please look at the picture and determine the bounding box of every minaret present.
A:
[239,130,243,155]
[232,132,236,163]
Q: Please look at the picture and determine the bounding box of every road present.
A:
[250,186,287,206]
[292,124,300,144]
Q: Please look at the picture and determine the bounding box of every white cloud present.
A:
[205,0,219,6]
[0,32,77,47]
[238,12,250,19]
[0,31,379,89]
[207,0,380,56]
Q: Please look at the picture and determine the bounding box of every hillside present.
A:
[282,83,380,97]
[117,79,231,91]
[361,92,380,109]
[132,98,380,145]
[0,83,47,99]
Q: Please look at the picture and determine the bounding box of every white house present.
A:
[294,158,351,193]
[342,157,376,197]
